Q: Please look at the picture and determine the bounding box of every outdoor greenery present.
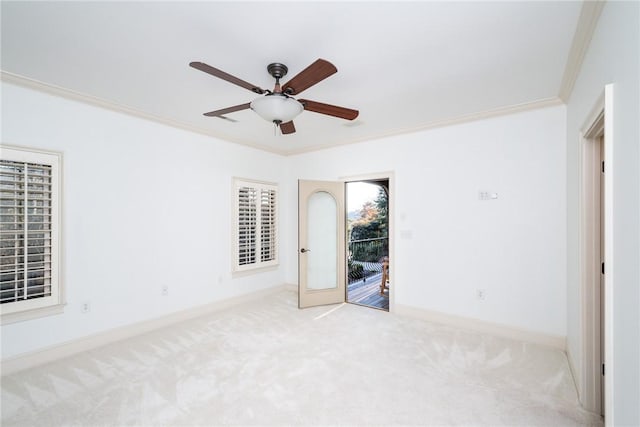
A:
[349,187,388,240]
[349,187,388,241]
[348,186,389,264]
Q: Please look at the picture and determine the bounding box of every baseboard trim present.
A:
[566,346,583,401]
[394,304,566,350]
[284,283,298,293]
[1,284,287,376]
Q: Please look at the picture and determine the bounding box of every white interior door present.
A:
[298,180,345,308]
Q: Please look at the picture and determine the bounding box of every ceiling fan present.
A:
[189,59,359,134]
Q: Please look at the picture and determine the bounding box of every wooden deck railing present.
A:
[348,236,388,283]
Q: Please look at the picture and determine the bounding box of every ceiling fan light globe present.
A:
[250,94,303,123]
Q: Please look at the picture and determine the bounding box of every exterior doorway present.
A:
[297,174,393,312]
[346,179,389,311]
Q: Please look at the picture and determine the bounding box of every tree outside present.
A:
[347,184,389,280]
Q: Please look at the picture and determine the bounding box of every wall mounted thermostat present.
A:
[479,191,498,200]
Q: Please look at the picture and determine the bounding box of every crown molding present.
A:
[2,70,562,158]
[558,0,606,103]
[0,71,289,156]
[284,96,564,156]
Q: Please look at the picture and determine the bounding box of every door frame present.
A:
[341,171,395,312]
[578,84,614,419]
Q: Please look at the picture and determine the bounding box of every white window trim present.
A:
[232,178,278,273]
[0,144,64,325]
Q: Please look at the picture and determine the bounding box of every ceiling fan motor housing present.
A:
[267,63,288,80]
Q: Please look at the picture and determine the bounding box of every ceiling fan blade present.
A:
[282,59,337,95]
[203,103,251,117]
[190,62,265,94]
[299,100,359,121]
[280,121,296,134]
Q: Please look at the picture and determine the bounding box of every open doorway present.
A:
[581,103,608,417]
[346,179,389,311]
[579,85,615,419]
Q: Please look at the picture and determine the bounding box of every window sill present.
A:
[1,303,66,325]
[232,264,279,278]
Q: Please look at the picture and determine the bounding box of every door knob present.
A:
[300,248,311,253]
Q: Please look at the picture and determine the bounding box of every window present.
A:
[1,146,62,323]
[233,178,277,272]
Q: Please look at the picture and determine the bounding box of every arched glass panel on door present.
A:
[306,191,337,290]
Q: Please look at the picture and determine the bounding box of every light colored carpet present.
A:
[1,290,602,426]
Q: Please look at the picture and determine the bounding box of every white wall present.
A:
[565,2,640,424]
[286,105,567,337]
[0,81,573,373]
[0,73,575,388]
[1,82,289,359]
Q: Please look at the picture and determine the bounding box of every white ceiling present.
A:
[1,1,582,155]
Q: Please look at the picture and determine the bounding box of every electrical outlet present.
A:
[161,285,169,296]
[476,289,486,301]
[81,302,91,313]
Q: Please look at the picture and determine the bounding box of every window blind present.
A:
[0,160,53,304]
[234,179,277,271]
[238,186,257,266]
[260,188,276,262]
